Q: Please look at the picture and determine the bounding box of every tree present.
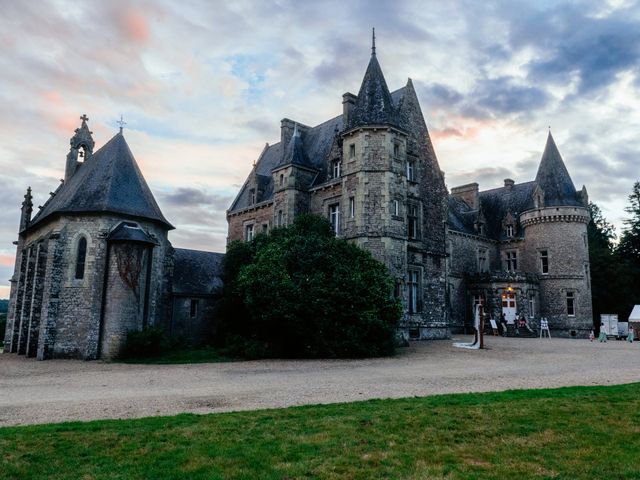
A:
[587,202,623,325]
[217,214,402,358]
[616,181,640,318]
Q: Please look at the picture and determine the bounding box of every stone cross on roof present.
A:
[80,114,89,123]
[117,115,127,134]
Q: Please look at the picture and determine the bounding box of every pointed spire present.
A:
[19,186,33,231]
[534,132,581,207]
[348,31,398,129]
[371,27,376,56]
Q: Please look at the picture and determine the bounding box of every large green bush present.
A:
[217,214,402,358]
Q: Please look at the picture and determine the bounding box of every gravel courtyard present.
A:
[1,335,639,427]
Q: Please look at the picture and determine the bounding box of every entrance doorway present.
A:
[502,292,517,323]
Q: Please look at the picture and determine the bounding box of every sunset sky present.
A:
[1,0,639,298]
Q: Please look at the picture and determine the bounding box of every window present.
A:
[408,269,420,313]
[332,160,341,179]
[406,159,416,182]
[190,299,198,318]
[505,251,517,272]
[329,204,340,235]
[249,188,256,205]
[245,224,254,242]
[392,199,400,216]
[393,142,400,159]
[262,223,268,233]
[349,197,355,218]
[529,294,535,318]
[278,210,283,227]
[540,250,549,274]
[279,174,284,186]
[506,224,514,237]
[566,292,575,316]
[75,237,87,279]
[349,144,356,159]
[407,203,419,239]
[477,248,488,273]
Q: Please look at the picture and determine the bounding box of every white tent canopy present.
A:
[629,305,640,322]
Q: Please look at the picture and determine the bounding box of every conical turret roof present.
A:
[534,132,581,207]
[28,132,173,230]
[348,34,397,129]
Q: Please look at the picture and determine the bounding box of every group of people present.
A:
[592,323,635,343]
[496,313,534,337]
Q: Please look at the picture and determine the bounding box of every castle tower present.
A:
[340,30,448,339]
[520,132,592,336]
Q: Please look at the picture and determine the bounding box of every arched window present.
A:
[75,237,87,279]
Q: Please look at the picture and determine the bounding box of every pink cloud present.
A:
[0,255,15,267]
[119,8,149,43]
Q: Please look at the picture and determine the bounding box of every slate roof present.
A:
[535,132,581,207]
[28,133,173,231]
[108,221,157,244]
[276,126,312,169]
[172,248,224,296]
[448,133,583,240]
[348,53,398,129]
[228,87,407,214]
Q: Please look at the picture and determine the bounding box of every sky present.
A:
[1,0,639,298]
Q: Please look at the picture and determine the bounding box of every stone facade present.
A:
[227,44,449,340]
[4,119,222,360]
[447,136,593,337]
[227,43,593,340]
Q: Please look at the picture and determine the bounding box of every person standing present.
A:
[598,323,608,342]
[628,326,635,343]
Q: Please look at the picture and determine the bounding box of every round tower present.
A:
[520,132,593,337]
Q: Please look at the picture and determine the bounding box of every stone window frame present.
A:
[331,159,342,179]
[328,203,341,236]
[279,174,284,187]
[348,143,356,159]
[504,249,518,272]
[407,267,422,314]
[477,247,488,273]
[566,290,576,317]
[349,197,355,218]
[407,202,420,240]
[69,229,92,285]
[406,158,416,182]
[505,224,514,238]
[249,188,256,205]
[244,223,254,242]
[539,249,549,275]
[262,223,269,234]
[391,198,401,217]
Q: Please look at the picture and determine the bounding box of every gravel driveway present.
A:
[1,335,639,427]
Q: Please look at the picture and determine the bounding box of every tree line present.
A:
[588,181,640,325]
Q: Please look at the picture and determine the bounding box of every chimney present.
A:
[450,183,479,209]
[280,118,296,148]
[342,92,357,127]
[19,187,33,231]
[504,178,515,190]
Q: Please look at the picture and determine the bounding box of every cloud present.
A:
[474,76,551,115]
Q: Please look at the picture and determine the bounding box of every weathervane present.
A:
[117,115,127,134]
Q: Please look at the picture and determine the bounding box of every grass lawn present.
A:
[1,383,639,480]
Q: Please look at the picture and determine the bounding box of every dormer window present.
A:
[250,188,256,205]
[78,145,86,163]
[506,224,514,237]
[332,160,341,179]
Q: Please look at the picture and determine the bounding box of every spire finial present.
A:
[80,114,89,124]
[293,122,299,138]
[372,27,376,56]
[117,115,127,134]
